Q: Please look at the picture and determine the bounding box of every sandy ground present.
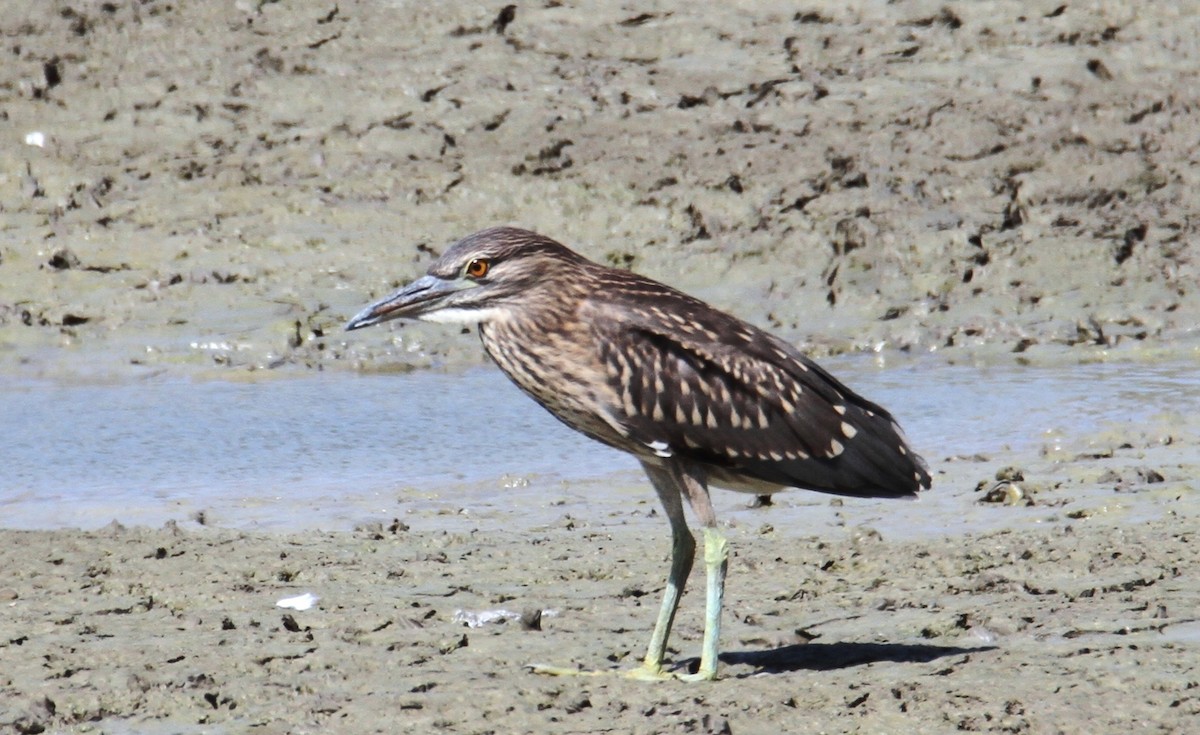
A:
[2,441,1197,734]
[2,1,1199,733]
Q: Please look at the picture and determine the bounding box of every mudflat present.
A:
[1,2,1197,733]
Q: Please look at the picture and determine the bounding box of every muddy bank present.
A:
[1,511,1194,733]
[2,402,1197,733]
[2,2,1198,379]
[2,3,1198,734]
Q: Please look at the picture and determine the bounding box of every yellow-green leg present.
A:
[671,460,727,681]
[645,523,696,667]
[528,459,727,681]
[637,460,728,681]
[626,461,697,679]
[678,526,727,681]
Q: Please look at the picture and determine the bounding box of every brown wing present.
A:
[584,286,930,498]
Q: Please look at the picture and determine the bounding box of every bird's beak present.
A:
[345,274,457,331]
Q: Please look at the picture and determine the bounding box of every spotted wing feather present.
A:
[585,284,930,499]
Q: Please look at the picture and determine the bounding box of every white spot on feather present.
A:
[827,439,844,458]
[646,440,672,458]
[717,383,731,404]
[621,390,636,416]
[841,422,858,439]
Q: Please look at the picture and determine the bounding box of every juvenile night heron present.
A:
[346,226,931,681]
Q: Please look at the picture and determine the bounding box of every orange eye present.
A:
[465,258,490,278]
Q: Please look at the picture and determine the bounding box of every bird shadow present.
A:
[712,640,997,675]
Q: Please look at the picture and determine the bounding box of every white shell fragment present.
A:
[24,131,45,147]
[453,608,520,627]
[276,592,319,611]
[453,608,558,628]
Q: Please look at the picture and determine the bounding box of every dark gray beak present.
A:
[345,275,455,331]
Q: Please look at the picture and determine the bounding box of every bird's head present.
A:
[345,227,588,331]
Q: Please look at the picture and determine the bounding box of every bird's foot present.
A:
[673,668,718,682]
[526,661,715,681]
[623,662,676,681]
[626,661,717,681]
[524,663,608,677]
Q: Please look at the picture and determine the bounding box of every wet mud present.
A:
[1,2,1197,377]
[1,2,1198,733]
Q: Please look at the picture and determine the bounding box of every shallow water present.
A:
[2,357,1196,534]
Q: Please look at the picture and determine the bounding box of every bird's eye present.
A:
[465,258,490,279]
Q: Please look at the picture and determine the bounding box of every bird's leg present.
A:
[528,460,721,681]
[527,462,696,680]
[627,462,696,680]
[687,526,728,681]
[673,462,727,682]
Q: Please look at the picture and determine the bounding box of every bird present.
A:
[345,226,931,681]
